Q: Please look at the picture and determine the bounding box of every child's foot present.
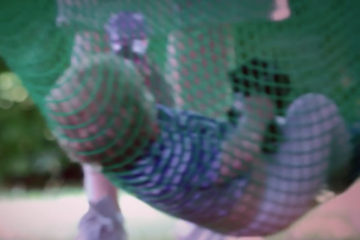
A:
[77,196,127,240]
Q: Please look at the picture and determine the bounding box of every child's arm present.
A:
[219,96,275,180]
[77,164,127,240]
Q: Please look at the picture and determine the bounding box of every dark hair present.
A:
[228,58,291,115]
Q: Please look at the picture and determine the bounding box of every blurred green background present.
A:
[0,56,81,191]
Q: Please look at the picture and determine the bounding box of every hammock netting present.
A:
[1,0,359,237]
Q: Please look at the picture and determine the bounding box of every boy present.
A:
[47,3,352,240]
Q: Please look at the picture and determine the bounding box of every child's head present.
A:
[228,58,291,153]
[45,54,158,166]
[229,58,291,115]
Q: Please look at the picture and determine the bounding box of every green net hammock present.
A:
[0,0,359,237]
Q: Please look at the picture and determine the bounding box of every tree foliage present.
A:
[0,57,79,188]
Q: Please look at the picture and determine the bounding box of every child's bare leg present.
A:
[165,25,235,118]
[77,164,126,240]
[190,94,350,237]
[82,164,119,208]
[228,94,351,236]
[45,55,152,240]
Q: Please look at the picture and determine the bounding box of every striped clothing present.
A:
[107,104,249,225]
[103,94,350,236]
